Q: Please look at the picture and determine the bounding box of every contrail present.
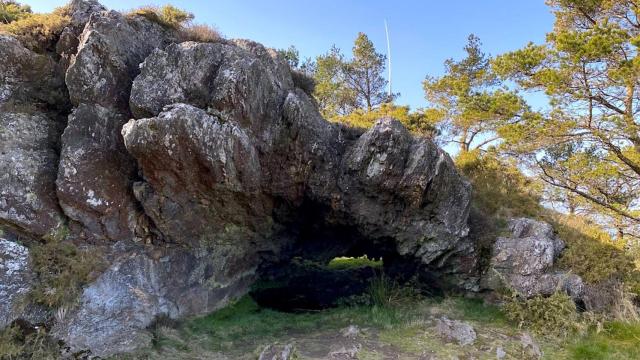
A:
[384,19,392,98]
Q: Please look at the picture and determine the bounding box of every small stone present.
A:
[258,343,295,360]
[340,325,360,339]
[328,344,361,359]
[496,346,506,359]
[435,317,476,346]
[520,333,542,359]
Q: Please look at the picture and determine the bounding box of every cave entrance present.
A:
[250,254,385,312]
[250,198,432,312]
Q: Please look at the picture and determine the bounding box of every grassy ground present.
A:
[108,294,640,360]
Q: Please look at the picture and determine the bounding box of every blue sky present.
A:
[30,0,554,111]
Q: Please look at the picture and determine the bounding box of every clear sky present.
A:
[29,0,554,111]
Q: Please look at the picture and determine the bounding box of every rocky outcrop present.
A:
[484,218,584,299]
[57,8,175,242]
[52,242,253,355]
[0,1,569,358]
[0,35,68,237]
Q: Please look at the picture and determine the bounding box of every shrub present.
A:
[333,103,439,138]
[179,23,222,43]
[0,8,70,52]
[367,273,418,308]
[291,69,316,95]
[503,292,579,336]
[0,0,31,24]
[0,325,59,359]
[553,215,638,286]
[128,5,193,29]
[0,326,22,359]
[455,149,543,220]
[29,227,104,308]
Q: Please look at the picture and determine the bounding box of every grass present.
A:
[326,255,382,270]
[183,296,412,351]
[569,322,640,360]
[28,225,105,309]
[113,290,640,359]
[127,5,193,30]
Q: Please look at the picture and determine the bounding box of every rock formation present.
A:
[0,0,584,357]
[483,218,584,299]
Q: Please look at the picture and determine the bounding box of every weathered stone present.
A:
[0,233,32,329]
[0,112,64,236]
[258,344,296,360]
[56,104,140,241]
[435,317,476,346]
[0,35,68,112]
[126,40,472,271]
[65,10,173,110]
[484,218,584,299]
[58,9,174,241]
[53,243,254,357]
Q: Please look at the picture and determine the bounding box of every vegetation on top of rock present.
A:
[178,23,223,43]
[0,0,31,24]
[127,4,193,29]
[0,4,70,52]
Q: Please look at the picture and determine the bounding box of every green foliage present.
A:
[503,292,579,336]
[0,326,59,360]
[29,229,104,308]
[491,0,640,238]
[182,295,414,353]
[332,103,438,137]
[310,32,393,118]
[0,0,31,24]
[424,34,531,152]
[128,5,193,29]
[278,45,300,68]
[455,149,543,219]
[0,326,22,359]
[553,215,639,287]
[326,255,382,270]
[569,322,640,360]
[345,32,394,111]
[0,7,70,52]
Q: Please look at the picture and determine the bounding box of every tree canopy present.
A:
[492,0,640,239]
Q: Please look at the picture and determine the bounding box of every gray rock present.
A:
[485,218,584,299]
[520,333,542,359]
[258,343,296,360]
[0,35,68,112]
[126,40,472,270]
[0,112,65,236]
[0,234,32,329]
[435,317,476,346]
[58,9,174,241]
[53,243,254,357]
[56,104,140,241]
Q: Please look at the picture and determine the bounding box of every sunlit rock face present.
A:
[0,1,478,357]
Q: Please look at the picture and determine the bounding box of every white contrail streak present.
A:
[384,19,392,98]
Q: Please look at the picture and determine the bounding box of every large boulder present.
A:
[53,242,253,356]
[0,112,65,236]
[484,218,584,298]
[0,233,33,328]
[57,9,174,242]
[0,36,68,112]
[125,42,472,267]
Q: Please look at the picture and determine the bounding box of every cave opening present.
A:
[251,198,442,313]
